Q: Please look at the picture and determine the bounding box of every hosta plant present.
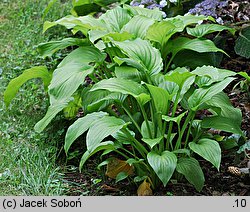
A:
[5,5,245,193]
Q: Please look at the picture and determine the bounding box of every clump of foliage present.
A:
[4,4,246,194]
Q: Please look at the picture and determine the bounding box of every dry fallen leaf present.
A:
[137,180,153,196]
[106,158,134,179]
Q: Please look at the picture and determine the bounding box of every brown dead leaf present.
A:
[137,180,153,196]
[106,158,134,179]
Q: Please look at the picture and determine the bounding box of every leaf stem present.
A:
[175,111,195,150]
[121,104,141,134]
[139,103,153,139]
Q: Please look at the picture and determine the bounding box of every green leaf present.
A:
[146,19,183,47]
[43,15,103,34]
[141,121,155,139]
[147,151,177,186]
[43,15,82,32]
[82,89,109,111]
[115,172,129,183]
[238,72,250,81]
[201,116,243,135]
[165,69,195,103]
[86,116,129,151]
[72,0,101,16]
[173,51,223,69]
[162,111,187,126]
[34,98,71,133]
[142,137,163,149]
[94,0,119,7]
[189,138,221,170]
[172,149,190,156]
[188,77,235,111]
[63,92,82,119]
[113,38,163,75]
[204,92,242,125]
[37,38,88,58]
[165,37,228,58]
[122,15,155,39]
[234,26,250,59]
[80,141,115,169]
[166,15,214,27]
[124,4,163,21]
[87,92,127,112]
[64,111,108,154]
[91,78,150,105]
[4,66,51,107]
[187,24,235,38]
[112,129,135,145]
[89,30,132,43]
[115,66,143,82]
[176,157,205,192]
[50,46,105,102]
[192,66,236,85]
[100,6,131,32]
[35,47,106,132]
[145,84,171,115]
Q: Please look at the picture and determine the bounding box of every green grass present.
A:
[0,0,72,195]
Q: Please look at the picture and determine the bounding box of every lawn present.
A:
[0,0,71,195]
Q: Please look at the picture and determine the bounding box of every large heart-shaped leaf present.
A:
[91,78,151,105]
[141,121,156,139]
[192,66,236,85]
[122,15,155,39]
[201,116,243,135]
[162,111,187,126]
[166,15,214,27]
[115,66,143,82]
[35,47,106,132]
[146,20,183,47]
[147,151,177,186]
[165,69,195,103]
[49,47,106,103]
[124,4,163,21]
[43,15,104,34]
[188,77,235,111]
[4,66,51,107]
[37,38,88,58]
[165,37,227,58]
[142,137,163,149]
[86,116,129,151]
[187,24,235,38]
[145,84,171,115]
[87,92,127,112]
[173,51,223,69]
[205,92,242,125]
[80,141,115,169]
[176,157,204,192]
[100,6,131,32]
[113,38,163,76]
[64,111,108,154]
[189,138,221,170]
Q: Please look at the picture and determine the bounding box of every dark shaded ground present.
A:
[60,1,250,196]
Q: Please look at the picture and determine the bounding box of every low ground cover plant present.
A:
[5,4,248,194]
